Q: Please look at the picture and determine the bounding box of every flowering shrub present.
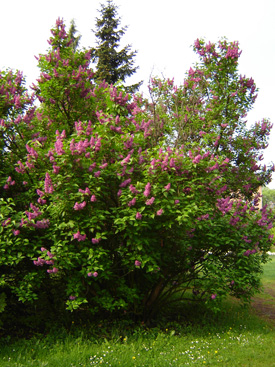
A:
[0,21,274,320]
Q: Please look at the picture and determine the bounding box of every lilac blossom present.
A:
[100,163,108,169]
[146,197,155,205]
[87,271,98,278]
[53,165,60,174]
[197,214,209,221]
[216,197,233,215]
[91,195,97,202]
[192,154,202,164]
[44,172,54,193]
[94,138,102,151]
[128,198,136,207]
[88,162,96,172]
[94,170,101,178]
[73,201,86,210]
[136,212,142,220]
[33,219,50,229]
[120,178,131,188]
[73,231,87,241]
[34,258,46,266]
[121,154,131,166]
[26,144,38,159]
[15,160,25,173]
[244,249,257,256]
[143,182,151,197]
[46,260,54,265]
[129,184,139,194]
[169,158,175,168]
[135,260,141,267]
[55,138,65,155]
[208,162,219,172]
[157,209,164,216]
[79,187,91,195]
[229,216,240,226]
[2,218,11,227]
[47,251,54,258]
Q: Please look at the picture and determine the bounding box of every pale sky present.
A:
[1,0,275,186]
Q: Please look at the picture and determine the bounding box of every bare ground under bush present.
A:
[251,286,275,325]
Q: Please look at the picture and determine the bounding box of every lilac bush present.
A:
[0,20,274,320]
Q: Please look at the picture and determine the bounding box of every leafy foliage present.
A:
[0,20,274,324]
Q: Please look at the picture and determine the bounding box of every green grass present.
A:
[1,316,275,367]
[1,259,275,367]
[261,256,275,284]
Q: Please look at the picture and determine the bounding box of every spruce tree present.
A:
[68,19,81,52]
[91,0,141,92]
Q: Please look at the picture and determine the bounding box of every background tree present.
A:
[68,19,81,52]
[91,0,141,92]
[262,187,275,208]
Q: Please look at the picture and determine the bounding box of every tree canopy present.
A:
[0,20,274,324]
[262,187,275,208]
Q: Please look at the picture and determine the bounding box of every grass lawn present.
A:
[1,258,275,367]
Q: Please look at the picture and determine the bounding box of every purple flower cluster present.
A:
[88,271,98,277]
[128,198,136,207]
[37,189,46,205]
[33,219,50,229]
[216,197,233,215]
[3,176,15,190]
[197,213,209,221]
[73,231,87,241]
[44,172,54,193]
[15,160,26,174]
[55,138,65,155]
[25,203,42,221]
[73,201,86,210]
[121,153,131,166]
[243,249,257,256]
[33,248,58,273]
[120,178,131,188]
[146,197,155,206]
[143,182,151,197]
[129,184,139,194]
[225,43,241,59]
[79,187,91,195]
[136,212,142,220]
